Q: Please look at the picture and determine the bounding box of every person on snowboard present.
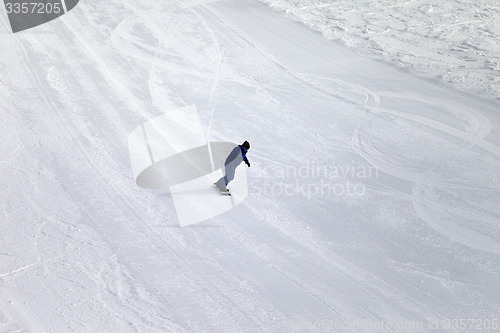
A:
[214,141,251,192]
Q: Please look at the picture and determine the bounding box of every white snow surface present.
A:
[257,0,500,101]
[0,0,499,332]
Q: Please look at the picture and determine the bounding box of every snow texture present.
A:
[0,0,499,332]
[257,0,500,100]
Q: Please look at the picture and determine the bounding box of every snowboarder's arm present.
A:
[239,144,250,167]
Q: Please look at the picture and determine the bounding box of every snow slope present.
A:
[0,0,499,332]
[256,0,500,101]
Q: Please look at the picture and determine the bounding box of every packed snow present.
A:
[0,0,499,332]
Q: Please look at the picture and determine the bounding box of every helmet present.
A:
[242,141,250,150]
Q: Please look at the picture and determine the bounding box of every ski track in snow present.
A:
[0,0,499,332]
[350,81,500,255]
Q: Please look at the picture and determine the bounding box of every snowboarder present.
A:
[214,141,251,193]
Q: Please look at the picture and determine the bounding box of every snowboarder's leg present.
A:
[224,165,236,185]
[214,162,236,191]
[214,176,227,190]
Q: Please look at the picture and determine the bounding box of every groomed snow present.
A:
[0,0,499,332]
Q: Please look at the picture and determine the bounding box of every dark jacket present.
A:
[239,145,249,165]
[224,145,250,167]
